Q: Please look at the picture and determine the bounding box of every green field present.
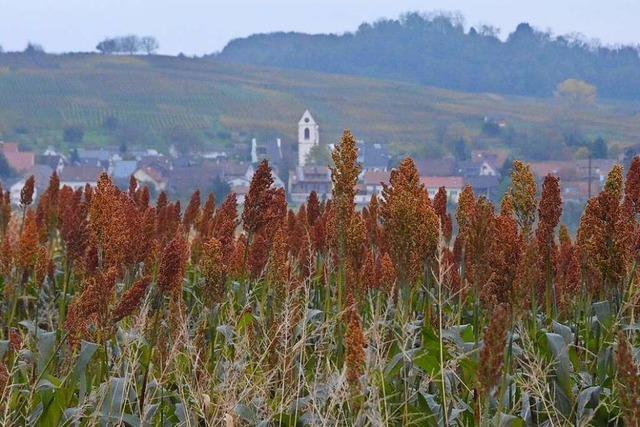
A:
[1,53,640,154]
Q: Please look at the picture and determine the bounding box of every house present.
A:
[201,151,228,160]
[74,147,118,168]
[1,142,35,173]
[561,180,599,203]
[110,160,139,189]
[165,159,265,199]
[165,163,223,196]
[457,157,501,178]
[575,159,616,183]
[528,159,616,202]
[529,161,577,181]
[251,138,284,165]
[231,185,250,204]
[35,153,65,174]
[8,165,54,205]
[470,150,508,170]
[362,170,390,197]
[219,161,256,188]
[288,166,331,204]
[415,158,457,177]
[59,165,104,190]
[134,166,167,193]
[421,176,464,203]
[132,154,173,192]
[464,175,501,200]
[355,183,371,205]
[128,148,161,160]
[357,142,391,172]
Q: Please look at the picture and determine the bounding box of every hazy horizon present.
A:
[1,0,640,55]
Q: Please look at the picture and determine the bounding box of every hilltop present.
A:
[0,53,640,159]
[217,12,640,101]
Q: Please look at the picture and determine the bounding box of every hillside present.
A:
[1,53,640,158]
[217,12,640,100]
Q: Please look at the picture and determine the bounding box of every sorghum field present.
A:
[0,131,639,426]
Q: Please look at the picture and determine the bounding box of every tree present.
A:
[0,153,16,178]
[140,36,159,55]
[305,144,333,167]
[164,126,202,156]
[453,138,469,161]
[591,137,608,159]
[96,38,118,54]
[575,147,591,159]
[119,35,140,55]
[555,79,597,105]
[69,148,80,164]
[103,116,119,132]
[63,126,84,144]
[209,175,231,202]
[24,42,44,54]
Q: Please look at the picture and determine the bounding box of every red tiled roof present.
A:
[2,142,19,152]
[59,165,103,182]
[137,166,166,183]
[470,150,508,169]
[414,158,456,176]
[363,170,390,186]
[1,143,34,173]
[529,161,576,180]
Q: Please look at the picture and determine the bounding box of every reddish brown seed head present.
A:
[20,175,35,207]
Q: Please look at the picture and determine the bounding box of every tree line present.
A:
[217,11,640,101]
[96,35,159,55]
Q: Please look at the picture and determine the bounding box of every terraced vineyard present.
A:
[1,53,640,152]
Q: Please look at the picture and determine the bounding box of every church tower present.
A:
[298,110,319,166]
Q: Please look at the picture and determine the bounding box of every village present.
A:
[0,110,621,207]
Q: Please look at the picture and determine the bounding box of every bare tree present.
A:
[140,36,159,55]
[119,35,140,55]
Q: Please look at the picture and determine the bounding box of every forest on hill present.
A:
[217,12,640,100]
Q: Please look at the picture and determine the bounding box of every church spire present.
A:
[298,110,319,166]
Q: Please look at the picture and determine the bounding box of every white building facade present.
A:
[298,110,319,166]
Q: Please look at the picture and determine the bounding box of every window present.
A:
[304,128,310,140]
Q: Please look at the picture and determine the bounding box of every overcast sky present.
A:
[1,0,639,55]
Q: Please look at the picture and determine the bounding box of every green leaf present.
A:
[72,341,99,379]
[551,321,574,345]
[498,413,525,427]
[237,311,254,335]
[592,301,612,325]
[384,351,406,378]
[576,386,600,421]
[545,333,571,375]
[413,350,441,377]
